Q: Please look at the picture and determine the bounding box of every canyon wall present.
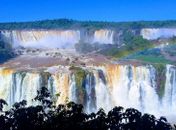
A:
[1,28,176,49]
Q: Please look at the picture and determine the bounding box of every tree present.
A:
[0,99,7,112]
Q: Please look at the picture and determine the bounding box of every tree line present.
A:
[0,87,173,130]
[1,19,176,30]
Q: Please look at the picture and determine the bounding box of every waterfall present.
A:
[14,72,40,106]
[84,73,96,113]
[69,74,77,103]
[1,30,81,48]
[0,68,14,106]
[141,28,176,40]
[93,29,114,44]
[0,29,116,49]
[0,69,40,107]
[162,65,176,114]
[105,65,159,115]
[0,64,175,118]
[52,73,69,105]
[94,68,112,112]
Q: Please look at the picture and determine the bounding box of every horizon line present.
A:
[1,18,176,24]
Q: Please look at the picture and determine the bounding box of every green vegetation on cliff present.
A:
[69,66,87,88]
[134,55,171,64]
[130,46,176,65]
[69,66,87,104]
[0,40,14,63]
[153,63,166,98]
[100,31,154,58]
[1,19,176,30]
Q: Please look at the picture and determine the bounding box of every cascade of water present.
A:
[2,30,81,48]
[128,65,159,115]
[93,29,114,44]
[94,68,112,112]
[105,65,159,115]
[0,68,14,106]
[84,73,96,113]
[1,29,117,49]
[162,65,176,113]
[0,64,175,118]
[15,72,40,106]
[52,73,69,105]
[47,76,54,96]
[69,74,77,103]
[0,70,41,107]
[10,72,26,106]
[141,28,176,40]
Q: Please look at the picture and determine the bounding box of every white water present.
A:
[141,28,176,40]
[94,69,112,112]
[1,30,81,49]
[0,69,40,107]
[0,64,175,119]
[0,29,115,49]
[162,65,176,114]
[93,29,114,44]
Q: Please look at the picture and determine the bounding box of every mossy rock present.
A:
[40,72,52,88]
[69,66,87,88]
[69,66,88,104]
[153,63,166,99]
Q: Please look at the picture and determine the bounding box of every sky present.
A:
[0,0,176,23]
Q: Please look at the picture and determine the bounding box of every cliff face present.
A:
[1,28,176,50]
[0,64,175,117]
[0,29,115,49]
[0,30,80,48]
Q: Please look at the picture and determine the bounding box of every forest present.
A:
[1,19,176,30]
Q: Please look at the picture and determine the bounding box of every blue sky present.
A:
[0,0,176,22]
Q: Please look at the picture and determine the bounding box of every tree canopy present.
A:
[1,19,176,30]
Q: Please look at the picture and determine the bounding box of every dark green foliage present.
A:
[34,87,53,108]
[0,87,173,130]
[1,19,176,30]
[164,44,176,57]
[125,44,176,65]
[100,31,153,58]
[0,39,14,63]
[122,31,153,51]
[153,64,166,98]
[0,99,7,112]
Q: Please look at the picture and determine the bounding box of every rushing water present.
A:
[0,64,175,118]
[93,29,114,44]
[141,28,176,40]
[0,29,114,48]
